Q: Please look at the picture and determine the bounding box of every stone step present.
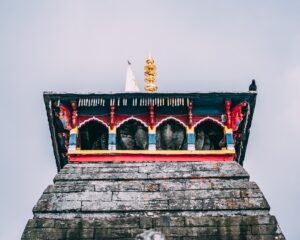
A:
[45,179,258,193]
[22,215,283,240]
[54,162,249,181]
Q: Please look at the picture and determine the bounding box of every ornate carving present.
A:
[59,104,72,130]
[231,102,247,131]
[53,106,70,166]
[57,132,69,154]
[225,101,247,132]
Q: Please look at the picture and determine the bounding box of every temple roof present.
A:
[44,91,257,171]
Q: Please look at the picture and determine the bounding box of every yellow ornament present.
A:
[144,54,158,92]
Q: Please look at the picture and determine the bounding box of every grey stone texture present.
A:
[22,162,285,239]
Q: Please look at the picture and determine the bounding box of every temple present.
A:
[22,57,284,239]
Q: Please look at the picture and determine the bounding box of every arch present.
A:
[116,119,148,150]
[155,116,186,129]
[78,116,109,129]
[194,120,224,150]
[116,116,148,128]
[193,116,224,129]
[79,120,108,150]
[156,118,187,150]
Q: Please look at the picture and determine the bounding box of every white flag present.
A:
[125,61,140,92]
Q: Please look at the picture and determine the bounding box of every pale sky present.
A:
[0,1,299,239]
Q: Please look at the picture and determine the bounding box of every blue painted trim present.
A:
[69,133,77,147]
[148,133,156,145]
[108,133,116,145]
[187,133,195,145]
[226,132,235,150]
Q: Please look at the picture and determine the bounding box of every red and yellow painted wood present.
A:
[68,149,235,163]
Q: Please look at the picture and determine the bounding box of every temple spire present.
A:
[144,54,158,92]
[125,60,140,92]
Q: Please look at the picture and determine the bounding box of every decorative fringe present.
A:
[77,97,191,108]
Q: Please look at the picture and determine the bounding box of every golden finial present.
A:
[144,53,158,92]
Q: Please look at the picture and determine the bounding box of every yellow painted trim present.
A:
[186,127,194,133]
[68,149,235,155]
[224,126,233,134]
[109,127,116,134]
[70,127,78,134]
[148,126,156,133]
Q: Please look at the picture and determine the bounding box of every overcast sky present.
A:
[0,1,299,239]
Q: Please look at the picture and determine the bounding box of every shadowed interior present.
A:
[79,121,108,150]
[195,121,224,150]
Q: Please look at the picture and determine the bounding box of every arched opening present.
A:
[156,119,187,150]
[194,121,224,150]
[116,120,148,150]
[79,121,108,150]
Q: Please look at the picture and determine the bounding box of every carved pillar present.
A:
[109,103,116,150]
[225,100,232,129]
[188,102,193,129]
[186,102,195,150]
[149,102,155,130]
[148,102,156,150]
[71,101,78,128]
[110,103,116,129]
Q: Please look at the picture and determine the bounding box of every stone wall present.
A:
[22,162,285,239]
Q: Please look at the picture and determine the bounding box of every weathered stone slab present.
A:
[54,161,249,182]
[81,200,170,212]
[46,179,257,194]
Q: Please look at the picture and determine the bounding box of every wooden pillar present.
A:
[188,101,193,129]
[225,100,232,129]
[187,102,195,150]
[110,103,116,130]
[109,103,116,150]
[71,101,78,128]
[149,102,155,130]
[148,102,156,150]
